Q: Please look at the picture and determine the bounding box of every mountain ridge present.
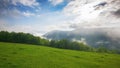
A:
[43,28,120,50]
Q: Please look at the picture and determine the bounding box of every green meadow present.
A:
[0,42,120,68]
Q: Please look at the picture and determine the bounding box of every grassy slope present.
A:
[0,42,120,68]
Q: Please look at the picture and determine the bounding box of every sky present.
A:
[0,0,120,36]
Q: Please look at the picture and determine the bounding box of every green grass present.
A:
[0,42,120,68]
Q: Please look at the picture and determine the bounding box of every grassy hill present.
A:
[0,42,120,68]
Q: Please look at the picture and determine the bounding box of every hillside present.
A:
[0,42,120,68]
[44,28,120,50]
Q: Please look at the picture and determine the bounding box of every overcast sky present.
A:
[0,0,120,36]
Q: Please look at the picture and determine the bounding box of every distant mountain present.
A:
[43,28,120,50]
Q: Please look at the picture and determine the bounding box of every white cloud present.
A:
[61,0,120,43]
[0,19,73,36]
[0,19,9,31]
[72,38,87,45]
[49,0,64,6]
[0,11,73,36]
[3,9,37,18]
[0,22,43,36]
[63,0,120,29]
[0,0,40,19]
[12,0,39,7]
[46,23,73,31]
[0,9,23,19]
[23,12,35,17]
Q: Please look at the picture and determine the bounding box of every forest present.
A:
[0,31,119,54]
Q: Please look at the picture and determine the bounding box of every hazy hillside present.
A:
[44,28,120,50]
[0,42,120,68]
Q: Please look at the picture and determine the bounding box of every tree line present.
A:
[0,31,49,45]
[0,31,119,54]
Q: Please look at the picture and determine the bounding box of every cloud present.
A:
[1,9,36,19]
[49,0,64,6]
[0,10,73,36]
[1,0,120,39]
[0,0,10,9]
[0,19,9,31]
[11,0,39,7]
[0,0,11,17]
[61,0,120,43]
[0,16,70,36]
[7,9,24,18]
[72,38,87,45]
[0,21,43,36]
[23,11,36,17]
[0,0,39,9]
[62,0,120,29]
[46,23,73,31]
[113,9,120,18]
[0,0,40,18]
